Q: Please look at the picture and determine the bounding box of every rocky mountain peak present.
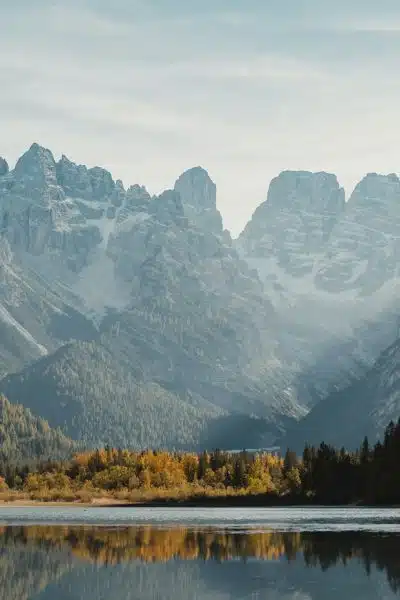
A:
[56,154,91,199]
[174,167,216,210]
[0,157,9,177]
[124,184,150,210]
[56,156,116,202]
[15,143,56,177]
[314,172,400,295]
[87,166,115,201]
[348,172,400,209]
[150,190,184,223]
[12,143,62,206]
[174,167,223,233]
[110,179,126,208]
[237,170,345,281]
[266,170,345,212]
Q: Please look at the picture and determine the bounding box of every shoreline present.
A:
[0,498,127,508]
[0,492,305,508]
[0,497,397,509]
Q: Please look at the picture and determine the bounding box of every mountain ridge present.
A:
[1,142,400,449]
[0,143,303,449]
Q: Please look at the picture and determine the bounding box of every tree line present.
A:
[1,418,400,505]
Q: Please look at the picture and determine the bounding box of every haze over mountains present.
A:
[0,143,399,451]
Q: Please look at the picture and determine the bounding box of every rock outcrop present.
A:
[315,173,400,294]
[174,167,223,234]
[239,169,400,301]
[238,171,345,278]
[0,157,9,177]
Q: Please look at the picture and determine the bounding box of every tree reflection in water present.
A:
[0,526,399,598]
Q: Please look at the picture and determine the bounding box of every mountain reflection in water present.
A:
[1,525,399,599]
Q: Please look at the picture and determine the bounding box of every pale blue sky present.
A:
[2,1,400,233]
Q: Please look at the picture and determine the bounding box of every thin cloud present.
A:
[2,1,400,234]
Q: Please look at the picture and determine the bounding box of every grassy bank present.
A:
[0,485,293,506]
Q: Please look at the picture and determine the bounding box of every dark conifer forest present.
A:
[1,399,400,506]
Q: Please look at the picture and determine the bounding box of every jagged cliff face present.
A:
[103,186,281,417]
[1,144,122,283]
[174,167,223,234]
[239,170,400,304]
[0,144,304,448]
[0,147,233,319]
[238,170,400,407]
[315,173,400,295]
[238,171,345,279]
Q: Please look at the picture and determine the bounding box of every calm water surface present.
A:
[1,507,399,599]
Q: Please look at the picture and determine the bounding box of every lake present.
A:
[0,507,399,599]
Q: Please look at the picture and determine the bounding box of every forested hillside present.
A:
[0,395,74,465]
[0,341,226,449]
[285,336,400,451]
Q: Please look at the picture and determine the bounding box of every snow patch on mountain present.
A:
[72,252,131,316]
[116,212,150,233]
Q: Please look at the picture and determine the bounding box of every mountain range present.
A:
[0,143,399,451]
